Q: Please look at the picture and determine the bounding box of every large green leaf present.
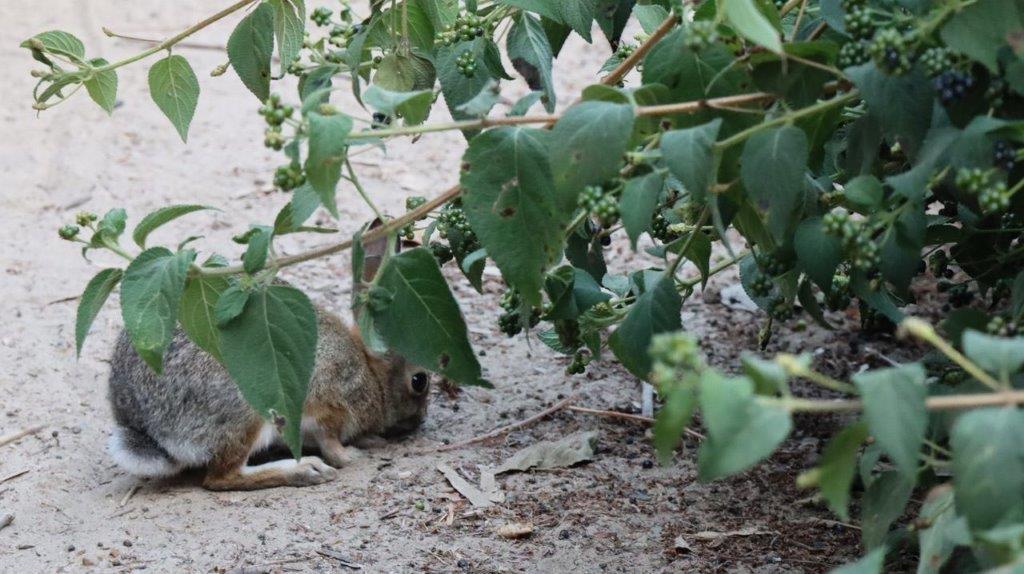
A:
[369,248,487,386]
[847,64,932,160]
[653,384,697,464]
[84,58,118,114]
[951,407,1024,531]
[304,112,353,217]
[460,127,562,307]
[740,125,808,241]
[697,372,792,481]
[861,470,913,548]
[75,268,123,356]
[148,55,200,142]
[178,274,229,362]
[661,119,722,203]
[794,217,843,292]
[269,0,306,74]
[227,1,275,101]
[962,330,1024,380]
[853,364,926,481]
[132,204,214,248]
[362,85,433,126]
[916,486,970,574]
[120,247,196,372]
[817,422,868,520]
[21,30,85,59]
[502,0,596,41]
[608,275,682,379]
[619,172,665,249]
[219,284,318,458]
[549,100,635,213]
[437,39,496,125]
[721,0,782,53]
[507,12,556,113]
[940,0,1024,72]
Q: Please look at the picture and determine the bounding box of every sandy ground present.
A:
[0,2,914,572]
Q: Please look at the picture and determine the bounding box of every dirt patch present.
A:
[0,2,936,572]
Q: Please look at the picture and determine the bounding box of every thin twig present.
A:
[437,395,575,451]
[0,425,45,448]
[603,14,678,86]
[119,484,140,507]
[567,406,705,440]
[0,470,30,486]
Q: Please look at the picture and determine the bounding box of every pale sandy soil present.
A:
[0,2,897,572]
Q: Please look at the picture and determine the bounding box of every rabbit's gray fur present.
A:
[107,302,430,489]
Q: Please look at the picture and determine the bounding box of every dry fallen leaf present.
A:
[495,522,534,539]
[493,431,598,475]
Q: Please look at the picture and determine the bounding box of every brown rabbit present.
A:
[106,229,430,490]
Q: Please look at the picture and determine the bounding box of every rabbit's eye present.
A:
[410,372,429,394]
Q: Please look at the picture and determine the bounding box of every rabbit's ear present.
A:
[360,218,389,285]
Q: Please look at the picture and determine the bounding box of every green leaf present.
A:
[273,183,320,234]
[84,58,118,114]
[847,64,932,159]
[460,127,562,307]
[741,353,788,395]
[178,275,229,362]
[817,422,868,521]
[549,101,635,213]
[148,55,200,142]
[93,208,127,245]
[507,12,556,113]
[227,1,275,101]
[369,248,487,386]
[844,175,884,213]
[950,407,1024,527]
[363,85,433,126]
[242,226,273,274]
[853,364,926,481]
[219,284,318,458]
[608,275,682,379]
[661,119,722,203]
[120,247,196,372]
[740,125,808,241]
[962,330,1024,379]
[653,384,697,464]
[940,0,1024,72]
[633,4,669,34]
[917,486,971,574]
[269,0,306,74]
[721,0,782,53]
[132,204,213,248]
[75,268,123,356]
[437,39,495,126]
[304,112,353,217]
[830,547,886,574]
[697,372,792,481]
[861,470,913,548]
[619,172,665,249]
[214,284,251,327]
[456,80,501,117]
[794,217,843,292]
[21,30,85,59]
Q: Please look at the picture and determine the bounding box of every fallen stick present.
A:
[0,425,45,448]
[0,470,30,486]
[437,396,575,452]
[567,406,705,440]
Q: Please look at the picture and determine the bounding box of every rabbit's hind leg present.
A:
[202,423,338,490]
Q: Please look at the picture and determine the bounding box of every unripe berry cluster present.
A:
[650,211,681,242]
[258,94,294,128]
[987,315,1019,337]
[456,50,476,78]
[497,288,539,337]
[310,6,332,27]
[868,28,913,75]
[436,12,489,47]
[919,47,953,78]
[273,164,305,191]
[578,185,620,227]
[838,41,870,69]
[826,274,852,311]
[684,21,718,52]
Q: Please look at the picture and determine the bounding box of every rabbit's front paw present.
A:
[290,457,339,486]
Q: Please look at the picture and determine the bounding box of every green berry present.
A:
[844,6,875,40]
[979,181,1010,214]
[838,41,870,68]
[406,196,427,211]
[75,211,98,226]
[919,47,953,78]
[58,224,80,240]
[955,167,989,194]
[822,209,849,236]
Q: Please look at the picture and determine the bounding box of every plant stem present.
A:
[769,390,1024,413]
[345,158,384,220]
[713,90,859,151]
[94,0,257,73]
[603,14,678,86]
[665,208,710,276]
[900,317,1004,391]
[776,354,859,395]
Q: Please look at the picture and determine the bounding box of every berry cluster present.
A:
[614,43,636,60]
[649,332,703,371]
[826,274,852,311]
[929,249,954,279]
[497,289,539,337]
[749,272,774,298]
[437,202,479,252]
[650,211,681,242]
[994,140,1018,172]
[258,94,294,128]
[273,164,305,191]
[987,315,1019,337]
[868,28,913,75]
[823,209,881,273]
[436,12,489,47]
[455,50,476,78]
[684,21,718,52]
[756,251,788,277]
[578,185,620,227]
[956,168,1010,214]
[310,6,332,27]
[844,6,875,40]
[919,47,953,78]
[933,70,974,105]
[58,224,80,240]
[399,196,428,240]
[565,349,590,375]
[769,296,795,321]
[838,41,870,69]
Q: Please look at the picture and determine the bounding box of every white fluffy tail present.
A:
[108,427,181,478]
